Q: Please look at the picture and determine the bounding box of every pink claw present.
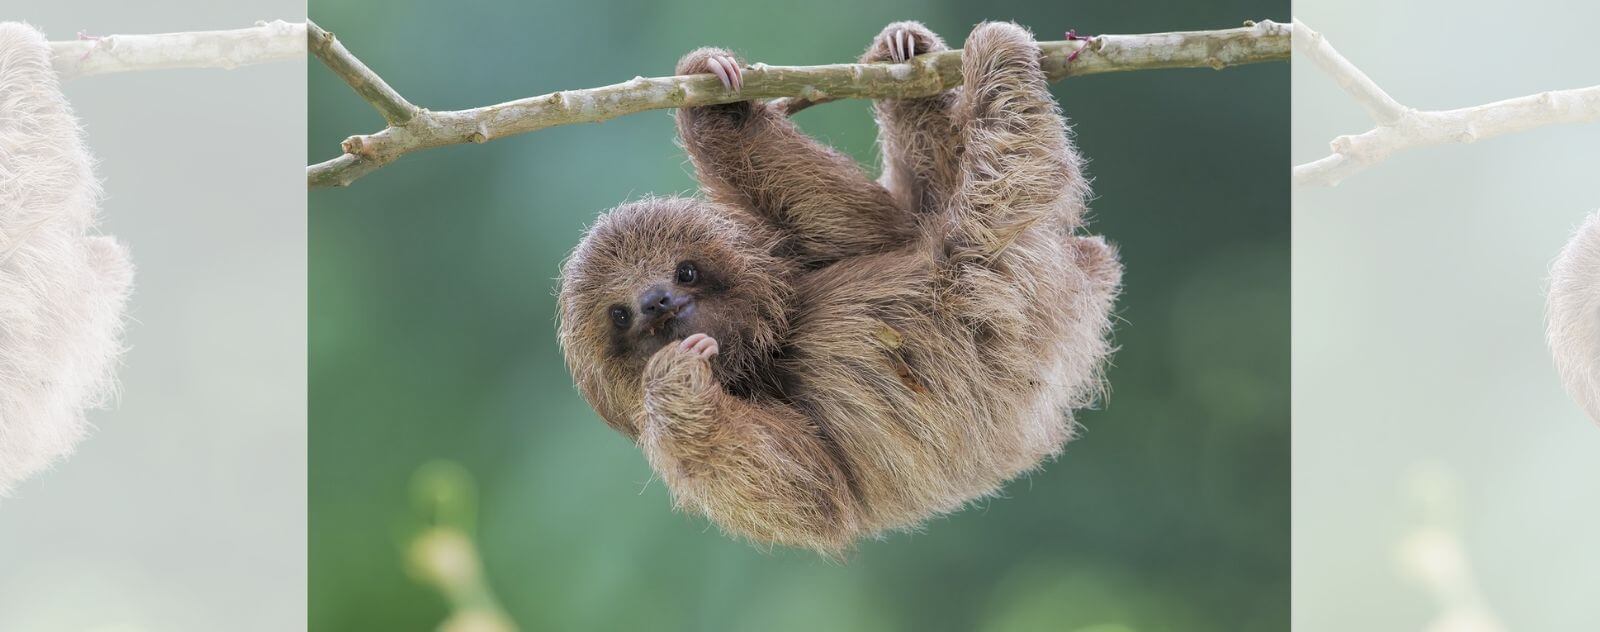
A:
[890,28,916,63]
[707,55,742,91]
[680,333,720,359]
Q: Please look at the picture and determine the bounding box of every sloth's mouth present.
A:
[643,303,694,337]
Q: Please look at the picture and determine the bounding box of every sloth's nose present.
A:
[639,286,691,320]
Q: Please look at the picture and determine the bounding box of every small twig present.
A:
[306,22,416,126]
[1292,20,1403,125]
[308,19,1290,189]
[1292,19,1600,187]
[48,20,305,80]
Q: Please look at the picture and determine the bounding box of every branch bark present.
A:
[1293,19,1600,187]
[48,20,305,80]
[306,22,416,126]
[308,19,1290,189]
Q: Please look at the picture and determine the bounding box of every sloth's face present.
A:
[558,198,792,427]
[600,256,740,365]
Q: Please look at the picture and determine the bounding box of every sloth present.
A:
[1548,211,1600,423]
[0,22,133,497]
[557,20,1121,554]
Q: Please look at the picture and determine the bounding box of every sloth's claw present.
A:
[680,333,720,359]
[707,57,730,90]
[868,23,937,66]
[706,55,742,91]
[890,28,918,63]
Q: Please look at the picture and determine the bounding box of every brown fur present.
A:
[557,21,1122,555]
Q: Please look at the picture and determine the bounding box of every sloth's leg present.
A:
[946,22,1087,261]
[675,48,912,264]
[639,334,862,554]
[860,22,965,215]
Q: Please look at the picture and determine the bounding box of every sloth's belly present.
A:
[784,259,1073,528]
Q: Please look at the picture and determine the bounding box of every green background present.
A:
[309,0,1288,630]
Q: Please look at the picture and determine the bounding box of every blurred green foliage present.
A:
[309,0,1288,630]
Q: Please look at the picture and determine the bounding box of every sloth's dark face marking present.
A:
[604,258,732,363]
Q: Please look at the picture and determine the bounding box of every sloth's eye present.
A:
[609,306,631,329]
[675,261,699,285]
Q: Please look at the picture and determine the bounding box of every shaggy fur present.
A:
[0,23,133,496]
[557,21,1121,554]
[1548,211,1600,424]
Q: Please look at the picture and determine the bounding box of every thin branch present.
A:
[308,19,1290,189]
[1293,19,1600,187]
[1290,19,1403,125]
[48,20,305,80]
[306,21,417,126]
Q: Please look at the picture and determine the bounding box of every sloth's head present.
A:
[557,197,791,436]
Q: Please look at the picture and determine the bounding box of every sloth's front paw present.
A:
[679,333,720,360]
[645,334,719,401]
[865,21,945,64]
[676,47,743,91]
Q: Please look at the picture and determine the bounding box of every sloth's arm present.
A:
[946,22,1088,261]
[639,339,861,554]
[675,47,914,264]
[861,21,965,215]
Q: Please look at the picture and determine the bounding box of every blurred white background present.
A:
[0,2,305,630]
[1294,1,1600,629]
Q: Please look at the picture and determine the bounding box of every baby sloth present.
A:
[558,21,1121,554]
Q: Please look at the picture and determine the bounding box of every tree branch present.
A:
[1293,19,1600,187]
[308,19,1290,189]
[48,20,305,80]
[306,22,416,126]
